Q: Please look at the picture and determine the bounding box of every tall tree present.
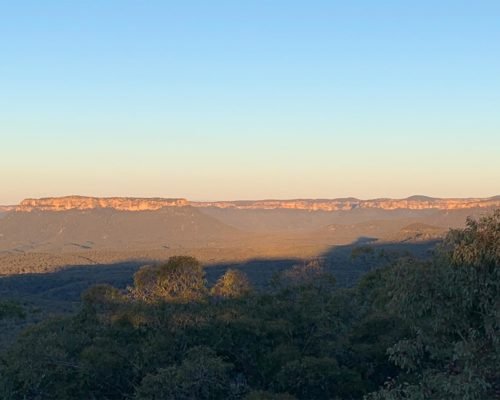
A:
[369,210,500,400]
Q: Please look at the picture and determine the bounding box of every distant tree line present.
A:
[0,210,498,399]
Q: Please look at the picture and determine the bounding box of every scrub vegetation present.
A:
[0,211,498,399]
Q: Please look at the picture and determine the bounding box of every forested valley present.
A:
[0,211,498,400]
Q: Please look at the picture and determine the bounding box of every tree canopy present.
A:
[0,211,497,399]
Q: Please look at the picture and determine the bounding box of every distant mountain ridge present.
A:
[5,195,500,212]
[194,196,500,211]
[17,196,188,212]
[1,195,497,259]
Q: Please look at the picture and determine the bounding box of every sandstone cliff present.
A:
[17,196,189,212]
[12,195,500,212]
[192,196,500,211]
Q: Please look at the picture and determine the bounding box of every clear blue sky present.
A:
[1,1,499,204]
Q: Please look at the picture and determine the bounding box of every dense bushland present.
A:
[0,211,498,399]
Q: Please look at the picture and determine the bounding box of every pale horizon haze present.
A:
[1,1,500,204]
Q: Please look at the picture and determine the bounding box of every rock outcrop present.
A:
[12,195,500,212]
[17,196,189,212]
[192,196,500,211]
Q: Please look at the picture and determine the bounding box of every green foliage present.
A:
[244,391,296,400]
[211,269,253,299]
[271,259,336,292]
[82,283,124,316]
[131,256,207,303]
[0,212,497,399]
[135,346,234,400]
[0,301,25,320]
[370,210,500,399]
[275,356,364,399]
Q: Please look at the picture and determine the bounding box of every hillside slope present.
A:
[0,207,245,253]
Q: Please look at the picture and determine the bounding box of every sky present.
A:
[1,1,499,204]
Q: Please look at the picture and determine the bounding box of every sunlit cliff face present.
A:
[17,196,189,212]
[13,196,500,212]
[192,197,500,211]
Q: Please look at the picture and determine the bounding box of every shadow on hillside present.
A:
[0,238,441,312]
[319,238,440,286]
[0,258,300,311]
[0,261,145,312]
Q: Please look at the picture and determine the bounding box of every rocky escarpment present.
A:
[192,196,500,211]
[17,196,189,212]
[11,195,500,212]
